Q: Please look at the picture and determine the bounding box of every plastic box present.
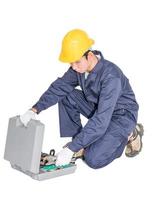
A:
[4,116,77,180]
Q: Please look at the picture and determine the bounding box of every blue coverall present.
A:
[33,51,139,169]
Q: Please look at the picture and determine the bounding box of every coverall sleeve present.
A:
[32,67,78,113]
[68,77,122,152]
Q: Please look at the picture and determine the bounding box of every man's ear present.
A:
[87,51,94,61]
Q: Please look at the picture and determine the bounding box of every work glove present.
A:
[56,147,74,166]
[20,110,36,126]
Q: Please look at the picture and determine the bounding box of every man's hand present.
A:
[56,147,74,166]
[20,109,36,126]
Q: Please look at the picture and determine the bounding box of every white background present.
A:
[0,0,153,199]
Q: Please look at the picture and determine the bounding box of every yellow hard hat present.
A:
[59,29,94,63]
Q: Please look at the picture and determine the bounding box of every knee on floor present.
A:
[84,156,109,169]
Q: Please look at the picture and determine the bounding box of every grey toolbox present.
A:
[4,116,77,181]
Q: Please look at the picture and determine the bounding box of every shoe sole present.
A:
[125,123,144,157]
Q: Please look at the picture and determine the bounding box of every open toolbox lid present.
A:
[4,116,44,174]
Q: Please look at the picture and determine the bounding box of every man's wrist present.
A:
[30,108,37,113]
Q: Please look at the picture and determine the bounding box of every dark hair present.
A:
[83,50,102,60]
[83,50,91,59]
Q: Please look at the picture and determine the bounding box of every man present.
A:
[20,29,143,169]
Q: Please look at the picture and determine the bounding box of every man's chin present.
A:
[77,71,85,74]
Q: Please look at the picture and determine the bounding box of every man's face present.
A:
[70,56,89,73]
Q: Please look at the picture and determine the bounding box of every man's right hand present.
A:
[20,109,37,126]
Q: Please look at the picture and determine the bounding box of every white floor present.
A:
[0,1,153,199]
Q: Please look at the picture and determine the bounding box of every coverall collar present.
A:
[87,51,104,75]
[81,52,104,89]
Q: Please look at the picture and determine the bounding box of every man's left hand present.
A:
[56,147,74,166]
